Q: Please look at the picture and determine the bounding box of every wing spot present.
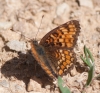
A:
[62,29,68,32]
[65,35,73,38]
[64,51,69,54]
[63,62,67,66]
[66,55,71,60]
[65,39,70,42]
[62,57,65,60]
[59,39,64,42]
[66,60,71,64]
[61,65,65,70]
[59,27,65,30]
[59,69,63,75]
[62,43,65,47]
[61,54,65,57]
[67,43,73,47]
[68,24,75,28]
[69,32,75,34]
[62,35,66,38]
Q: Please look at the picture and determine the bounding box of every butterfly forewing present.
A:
[40,20,80,49]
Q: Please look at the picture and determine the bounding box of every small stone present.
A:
[0,80,9,88]
[79,0,93,8]
[70,67,78,76]
[0,21,12,30]
[27,77,42,92]
[10,80,26,93]
[13,21,37,39]
[45,85,50,90]
[0,30,21,41]
[6,40,27,52]
[53,16,65,25]
[56,3,70,16]
[6,0,23,11]
[15,85,23,91]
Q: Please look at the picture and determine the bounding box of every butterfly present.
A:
[31,20,80,79]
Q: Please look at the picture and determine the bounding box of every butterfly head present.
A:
[31,40,38,46]
[31,40,45,56]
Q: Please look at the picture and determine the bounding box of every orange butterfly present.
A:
[31,20,80,79]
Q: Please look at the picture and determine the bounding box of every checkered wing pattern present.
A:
[45,49,75,76]
[40,20,80,49]
[39,20,80,76]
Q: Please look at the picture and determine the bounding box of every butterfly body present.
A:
[31,41,57,78]
[31,20,80,79]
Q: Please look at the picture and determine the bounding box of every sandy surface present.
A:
[0,0,100,93]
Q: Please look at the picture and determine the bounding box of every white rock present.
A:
[0,30,21,41]
[56,3,70,16]
[6,40,27,52]
[15,85,24,92]
[0,21,12,30]
[79,0,93,8]
[27,78,42,92]
[13,21,37,39]
[6,0,23,11]
[0,80,9,88]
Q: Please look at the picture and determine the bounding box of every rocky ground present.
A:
[0,0,100,93]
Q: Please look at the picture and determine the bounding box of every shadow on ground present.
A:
[1,50,53,90]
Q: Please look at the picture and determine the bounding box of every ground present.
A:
[0,0,100,93]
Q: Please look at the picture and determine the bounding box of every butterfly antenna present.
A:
[34,15,44,41]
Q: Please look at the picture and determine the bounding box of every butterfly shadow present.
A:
[1,50,53,91]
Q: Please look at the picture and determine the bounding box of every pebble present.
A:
[0,30,21,41]
[6,40,27,52]
[5,0,23,11]
[13,21,37,39]
[0,21,12,30]
[79,0,94,8]
[56,3,70,16]
[0,80,9,88]
[15,84,24,92]
[27,78,42,92]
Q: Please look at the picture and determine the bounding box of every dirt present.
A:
[0,0,100,93]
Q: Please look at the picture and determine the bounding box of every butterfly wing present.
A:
[45,48,76,76]
[39,20,80,76]
[40,20,80,49]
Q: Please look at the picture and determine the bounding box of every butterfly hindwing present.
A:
[43,48,76,76]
